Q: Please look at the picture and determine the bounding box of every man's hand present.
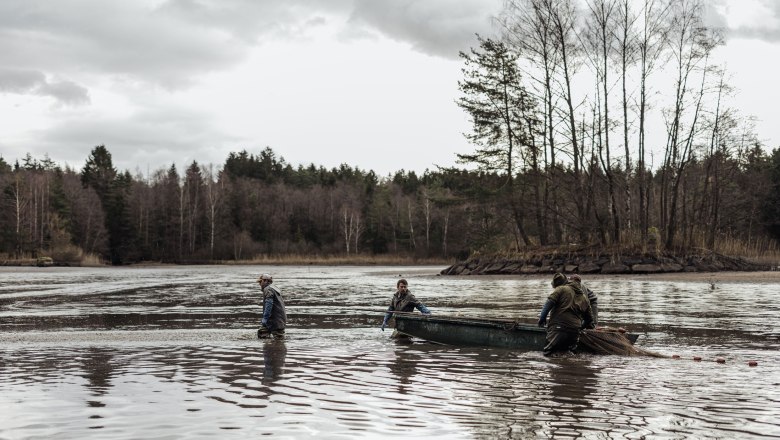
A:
[537,318,547,328]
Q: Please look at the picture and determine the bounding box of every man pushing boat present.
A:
[381,279,432,338]
[538,272,595,355]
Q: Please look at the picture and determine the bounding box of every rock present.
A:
[622,257,643,266]
[683,265,697,272]
[660,263,683,272]
[472,262,491,274]
[499,262,522,274]
[450,264,467,275]
[632,263,662,273]
[579,262,601,273]
[440,264,458,275]
[520,264,540,274]
[564,264,578,273]
[528,256,543,265]
[482,262,507,274]
[601,263,630,274]
[695,263,719,272]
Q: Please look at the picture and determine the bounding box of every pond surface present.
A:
[1,265,779,439]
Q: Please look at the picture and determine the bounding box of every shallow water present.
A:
[1,265,779,439]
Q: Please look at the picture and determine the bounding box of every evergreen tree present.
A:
[80,145,135,264]
[457,36,540,247]
[762,148,780,240]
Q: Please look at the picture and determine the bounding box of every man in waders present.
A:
[568,274,599,326]
[381,279,431,338]
[537,272,594,355]
[257,273,286,339]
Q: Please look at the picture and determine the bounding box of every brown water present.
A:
[1,266,779,439]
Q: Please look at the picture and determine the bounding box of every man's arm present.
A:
[381,305,394,331]
[538,298,555,327]
[262,297,274,327]
[416,303,431,315]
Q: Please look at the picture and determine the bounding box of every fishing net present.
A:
[578,327,666,357]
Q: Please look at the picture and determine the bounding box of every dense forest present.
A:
[2,0,780,265]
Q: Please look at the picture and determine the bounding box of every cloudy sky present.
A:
[1,0,779,176]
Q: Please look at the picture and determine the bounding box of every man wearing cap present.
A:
[568,274,599,326]
[257,273,287,339]
[537,272,594,355]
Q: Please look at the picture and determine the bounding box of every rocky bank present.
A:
[441,250,772,276]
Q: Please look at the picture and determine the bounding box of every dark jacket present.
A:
[382,290,430,326]
[390,290,423,313]
[571,280,599,326]
[261,285,287,331]
[547,282,593,330]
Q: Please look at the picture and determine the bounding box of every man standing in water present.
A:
[381,279,431,338]
[257,273,286,339]
[537,272,594,355]
[568,274,599,326]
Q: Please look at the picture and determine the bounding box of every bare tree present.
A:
[547,0,587,241]
[585,0,621,243]
[202,163,223,259]
[636,0,671,242]
[499,0,561,244]
[615,0,639,231]
[662,0,720,248]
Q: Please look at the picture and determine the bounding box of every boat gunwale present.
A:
[394,314,542,332]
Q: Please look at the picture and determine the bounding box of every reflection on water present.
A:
[1,265,780,438]
[542,358,599,438]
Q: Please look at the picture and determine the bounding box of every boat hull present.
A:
[394,315,638,350]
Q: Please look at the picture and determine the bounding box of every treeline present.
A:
[2,0,780,264]
[1,141,779,265]
[0,147,493,263]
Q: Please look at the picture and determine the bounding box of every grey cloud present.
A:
[0,69,45,93]
[0,0,500,89]
[0,1,251,88]
[158,0,353,42]
[0,69,89,105]
[348,0,501,59]
[37,79,90,106]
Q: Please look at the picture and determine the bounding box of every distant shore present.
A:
[1,255,452,267]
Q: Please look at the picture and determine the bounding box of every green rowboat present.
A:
[393,314,640,350]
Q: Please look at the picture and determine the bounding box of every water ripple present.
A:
[1,266,780,438]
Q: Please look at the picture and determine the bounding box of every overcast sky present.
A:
[1,0,779,177]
